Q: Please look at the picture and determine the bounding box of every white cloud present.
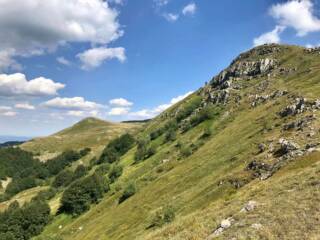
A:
[0,0,123,70]
[108,107,130,116]
[182,3,197,16]
[253,25,285,46]
[0,73,65,97]
[154,0,169,7]
[108,0,124,5]
[129,91,193,119]
[57,57,72,66]
[15,102,35,110]
[43,97,102,110]
[1,111,18,117]
[270,0,320,36]
[0,49,22,72]
[109,98,133,107]
[163,13,179,22]
[77,47,126,70]
[0,106,17,117]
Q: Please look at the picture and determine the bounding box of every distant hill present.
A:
[21,117,142,161]
[0,141,25,148]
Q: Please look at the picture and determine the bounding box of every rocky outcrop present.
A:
[283,114,316,131]
[251,90,287,107]
[279,98,320,117]
[211,58,277,88]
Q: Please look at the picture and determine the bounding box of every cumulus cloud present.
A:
[109,98,133,107]
[0,106,17,117]
[108,107,130,116]
[43,97,102,110]
[15,102,35,110]
[253,26,285,46]
[0,0,123,70]
[57,57,72,66]
[129,91,193,119]
[0,73,65,97]
[182,3,197,16]
[163,13,179,22]
[67,110,99,118]
[270,0,320,36]
[77,47,126,70]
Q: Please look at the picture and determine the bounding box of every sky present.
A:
[0,0,320,137]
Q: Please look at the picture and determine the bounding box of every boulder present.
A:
[241,201,257,212]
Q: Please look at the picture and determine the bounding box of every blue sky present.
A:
[0,0,320,137]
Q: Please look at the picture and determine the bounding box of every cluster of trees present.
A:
[98,133,135,164]
[0,148,89,201]
[59,173,110,216]
[134,138,156,162]
[52,165,88,188]
[0,200,51,240]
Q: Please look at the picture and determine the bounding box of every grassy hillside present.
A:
[21,117,142,161]
[33,44,320,240]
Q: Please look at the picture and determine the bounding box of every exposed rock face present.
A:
[211,58,276,88]
[251,90,287,107]
[282,115,316,131]
[279,98,306,117]
[279,98,320,117]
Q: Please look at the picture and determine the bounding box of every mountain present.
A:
[3,44,320,240]
[21,117,142,162]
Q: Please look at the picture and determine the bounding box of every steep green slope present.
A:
[36,44,320,240]
[21,117,142,161]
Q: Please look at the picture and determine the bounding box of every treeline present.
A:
[0,200,51,240]
[0,148,90,201]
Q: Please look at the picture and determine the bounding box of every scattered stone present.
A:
[209,217,235,238]
[251,223,263,230]
[279,138,300,153]
[241,201,258,212]
[258,143,266,153]
[279,98,306,117]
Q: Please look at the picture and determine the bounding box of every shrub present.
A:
[164,128,177,142]
[119,182,137,203]
[108,164,123,183]
[95,163,111,176]
[201,125,212,138]
[52,170,74,188]
[73,165,88,180]
[60,173,110,216]
[135,138,156,162]
[99,133,135,164]
[175,96,202,122]
[5,177,37,196]
[149,205,175,228]
[79,147,91,157]
[180,145,192,157]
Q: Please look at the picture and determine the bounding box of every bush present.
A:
[164,128,177,142]
[73,165,88,180]
[175,96,202,122]
[99,133,135,164]
[5,177,37,196]
[119,182,136,203]
[79,148,91,157]
[108,164,123,183]
[94,163,111,176]
[149,205,175,228]
[60,173,110,216]
[52,170,74,188]
[32,188,57,202]
[201,125,212,138]
[180,145,192,158]
[135,138,156,162]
